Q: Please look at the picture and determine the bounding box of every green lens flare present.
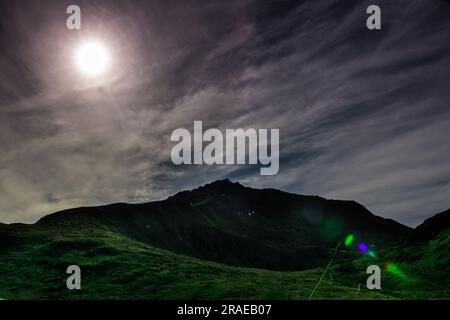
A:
[386,262,408,280]
[344,234,354,246]
[368,251,376,258]
[386,262,400,274]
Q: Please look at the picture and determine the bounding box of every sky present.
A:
[0,0,449,226]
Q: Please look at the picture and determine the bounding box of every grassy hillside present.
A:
[331,229,450,299]
[0,224,390,300]
[0,222,448,299]
[0,181,448,300]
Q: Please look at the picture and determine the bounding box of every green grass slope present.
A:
[0,221,448,299]
[331,229,450,299]
[0,182,447,300]
[0,224,390,300]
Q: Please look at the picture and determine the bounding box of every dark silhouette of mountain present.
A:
[36,179,410,270]
[403,209,450,244]
[1,179,449,299]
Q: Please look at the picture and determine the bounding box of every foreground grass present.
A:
[331,230,450,300]
[0,226,392,300]
[1,224,448,300]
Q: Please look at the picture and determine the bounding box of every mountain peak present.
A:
[203,179,243,189]
[29,179,412,271]
[405,208,450,243]
[168,179,244,202]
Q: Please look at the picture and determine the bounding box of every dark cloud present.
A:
[0,0,449,226]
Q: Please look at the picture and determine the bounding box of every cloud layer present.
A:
[1,0,449,226]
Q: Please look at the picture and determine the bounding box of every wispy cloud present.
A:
[0,0,449,226]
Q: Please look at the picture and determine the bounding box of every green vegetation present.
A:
[331,229,450,299]
[0,182,448,300]
[0,223,448,299]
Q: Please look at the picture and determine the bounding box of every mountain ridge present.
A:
[29,179,411,271]
[2,179,438,232]
[402,208,450,244]
[0,179,449,299]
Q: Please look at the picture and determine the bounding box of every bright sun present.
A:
[75,41,110,77]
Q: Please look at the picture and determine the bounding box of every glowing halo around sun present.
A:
[75,41,110,77]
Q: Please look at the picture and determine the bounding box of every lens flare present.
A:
[344,234,354,246]
[386,262,401,275]
[385,262,409,280]
[358,243,368,252]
